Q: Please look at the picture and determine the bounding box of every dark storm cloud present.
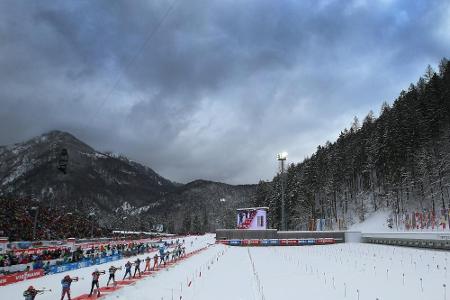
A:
[0,0,449,184]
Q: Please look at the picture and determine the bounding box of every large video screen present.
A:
[236,208,267,230]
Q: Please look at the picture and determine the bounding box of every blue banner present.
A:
[229,239,241,246]
[48,255,122,275]
[268,239,279,246]
[307,239,316,245]
[260,239,271,246]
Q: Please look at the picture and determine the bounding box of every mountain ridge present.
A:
[0,130,256,233]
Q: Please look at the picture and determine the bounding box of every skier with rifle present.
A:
[89,269,105,297]
[23,286,49,300]
[164,251,170,265]
[153,253,159,270]
[107,265,121,286]
[158,244,166,266]
[123,261,132,280]
[144,256,151,272]
[61,275,78,300]
[133,258,142,278]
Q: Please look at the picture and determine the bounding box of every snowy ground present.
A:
[350,209,391,232]
[112,243,450,300]
[349,209,450,233]
[246,244,450,300]
[2,236,449,300]
[0,235,214,300]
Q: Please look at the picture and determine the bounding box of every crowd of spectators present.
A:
[78,241,158,261]
[0,240,166,275]
[0,198,177,277]
[0,247,71,267]
[0,198,110,241]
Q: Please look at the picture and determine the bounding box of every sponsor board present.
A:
[0,269,44,286]
[48,255,122,275]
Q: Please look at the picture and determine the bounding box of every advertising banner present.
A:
[0,269,44,286]
[229,239,241,246]
[12,246,69,255]
[48,254,122,275]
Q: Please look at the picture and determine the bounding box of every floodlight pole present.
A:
[219,198,226,228]
[277,153,287,231]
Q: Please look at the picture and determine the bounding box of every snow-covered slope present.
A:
[349,209,392,232]
[0,131,176,215]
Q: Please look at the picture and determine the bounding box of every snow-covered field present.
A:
[0,235,215,300]
[246,244,449,300]
[2,235,449,300]
[116,243,450,300]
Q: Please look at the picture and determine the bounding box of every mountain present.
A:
[149,179,256,233]
[0,130,176,213]
[254,58,450,230]
[0,131,256,232]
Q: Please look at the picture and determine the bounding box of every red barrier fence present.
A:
[11,246,69,255]
[0,269,44,286]
[76,237,169,250]
[316,238,335,245]
[217,238,337,246]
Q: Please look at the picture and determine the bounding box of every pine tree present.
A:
[261,58,450,229]
[202,209,209,233]
[192,215,202,234]
[182,215,192,234]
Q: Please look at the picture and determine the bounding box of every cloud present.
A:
[0,0,448,184]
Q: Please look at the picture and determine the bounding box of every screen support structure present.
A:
[277,152,287,231]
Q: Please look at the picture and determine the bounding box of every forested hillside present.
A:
[255,58,450,230]
[0,131,255,238]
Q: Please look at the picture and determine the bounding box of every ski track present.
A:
[103,242,450,300]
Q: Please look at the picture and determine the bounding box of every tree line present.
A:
[254,58,450,230]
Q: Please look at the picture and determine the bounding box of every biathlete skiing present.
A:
[153,253,159,270]
[107,265,121,287]
[164,251,170,265]
[23,286,50,300]
[144,256,151,272]
[89,269,105,297]
[159,244,166,266]
[123,261,132,280]
[133,258,142,278]
[171,249,177,262]
[61,275,78,300]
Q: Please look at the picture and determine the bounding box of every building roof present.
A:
[236,207,269,211]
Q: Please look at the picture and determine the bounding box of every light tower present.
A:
[219,198,226,228]
[277,152,288,231]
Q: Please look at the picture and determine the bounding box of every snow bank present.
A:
[350,209,391,232]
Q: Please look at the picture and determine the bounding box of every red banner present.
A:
[0,269,44,286]
[279,239,289,245]
[12,246,68,255]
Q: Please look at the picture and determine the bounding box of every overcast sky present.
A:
[0,0,449,184]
